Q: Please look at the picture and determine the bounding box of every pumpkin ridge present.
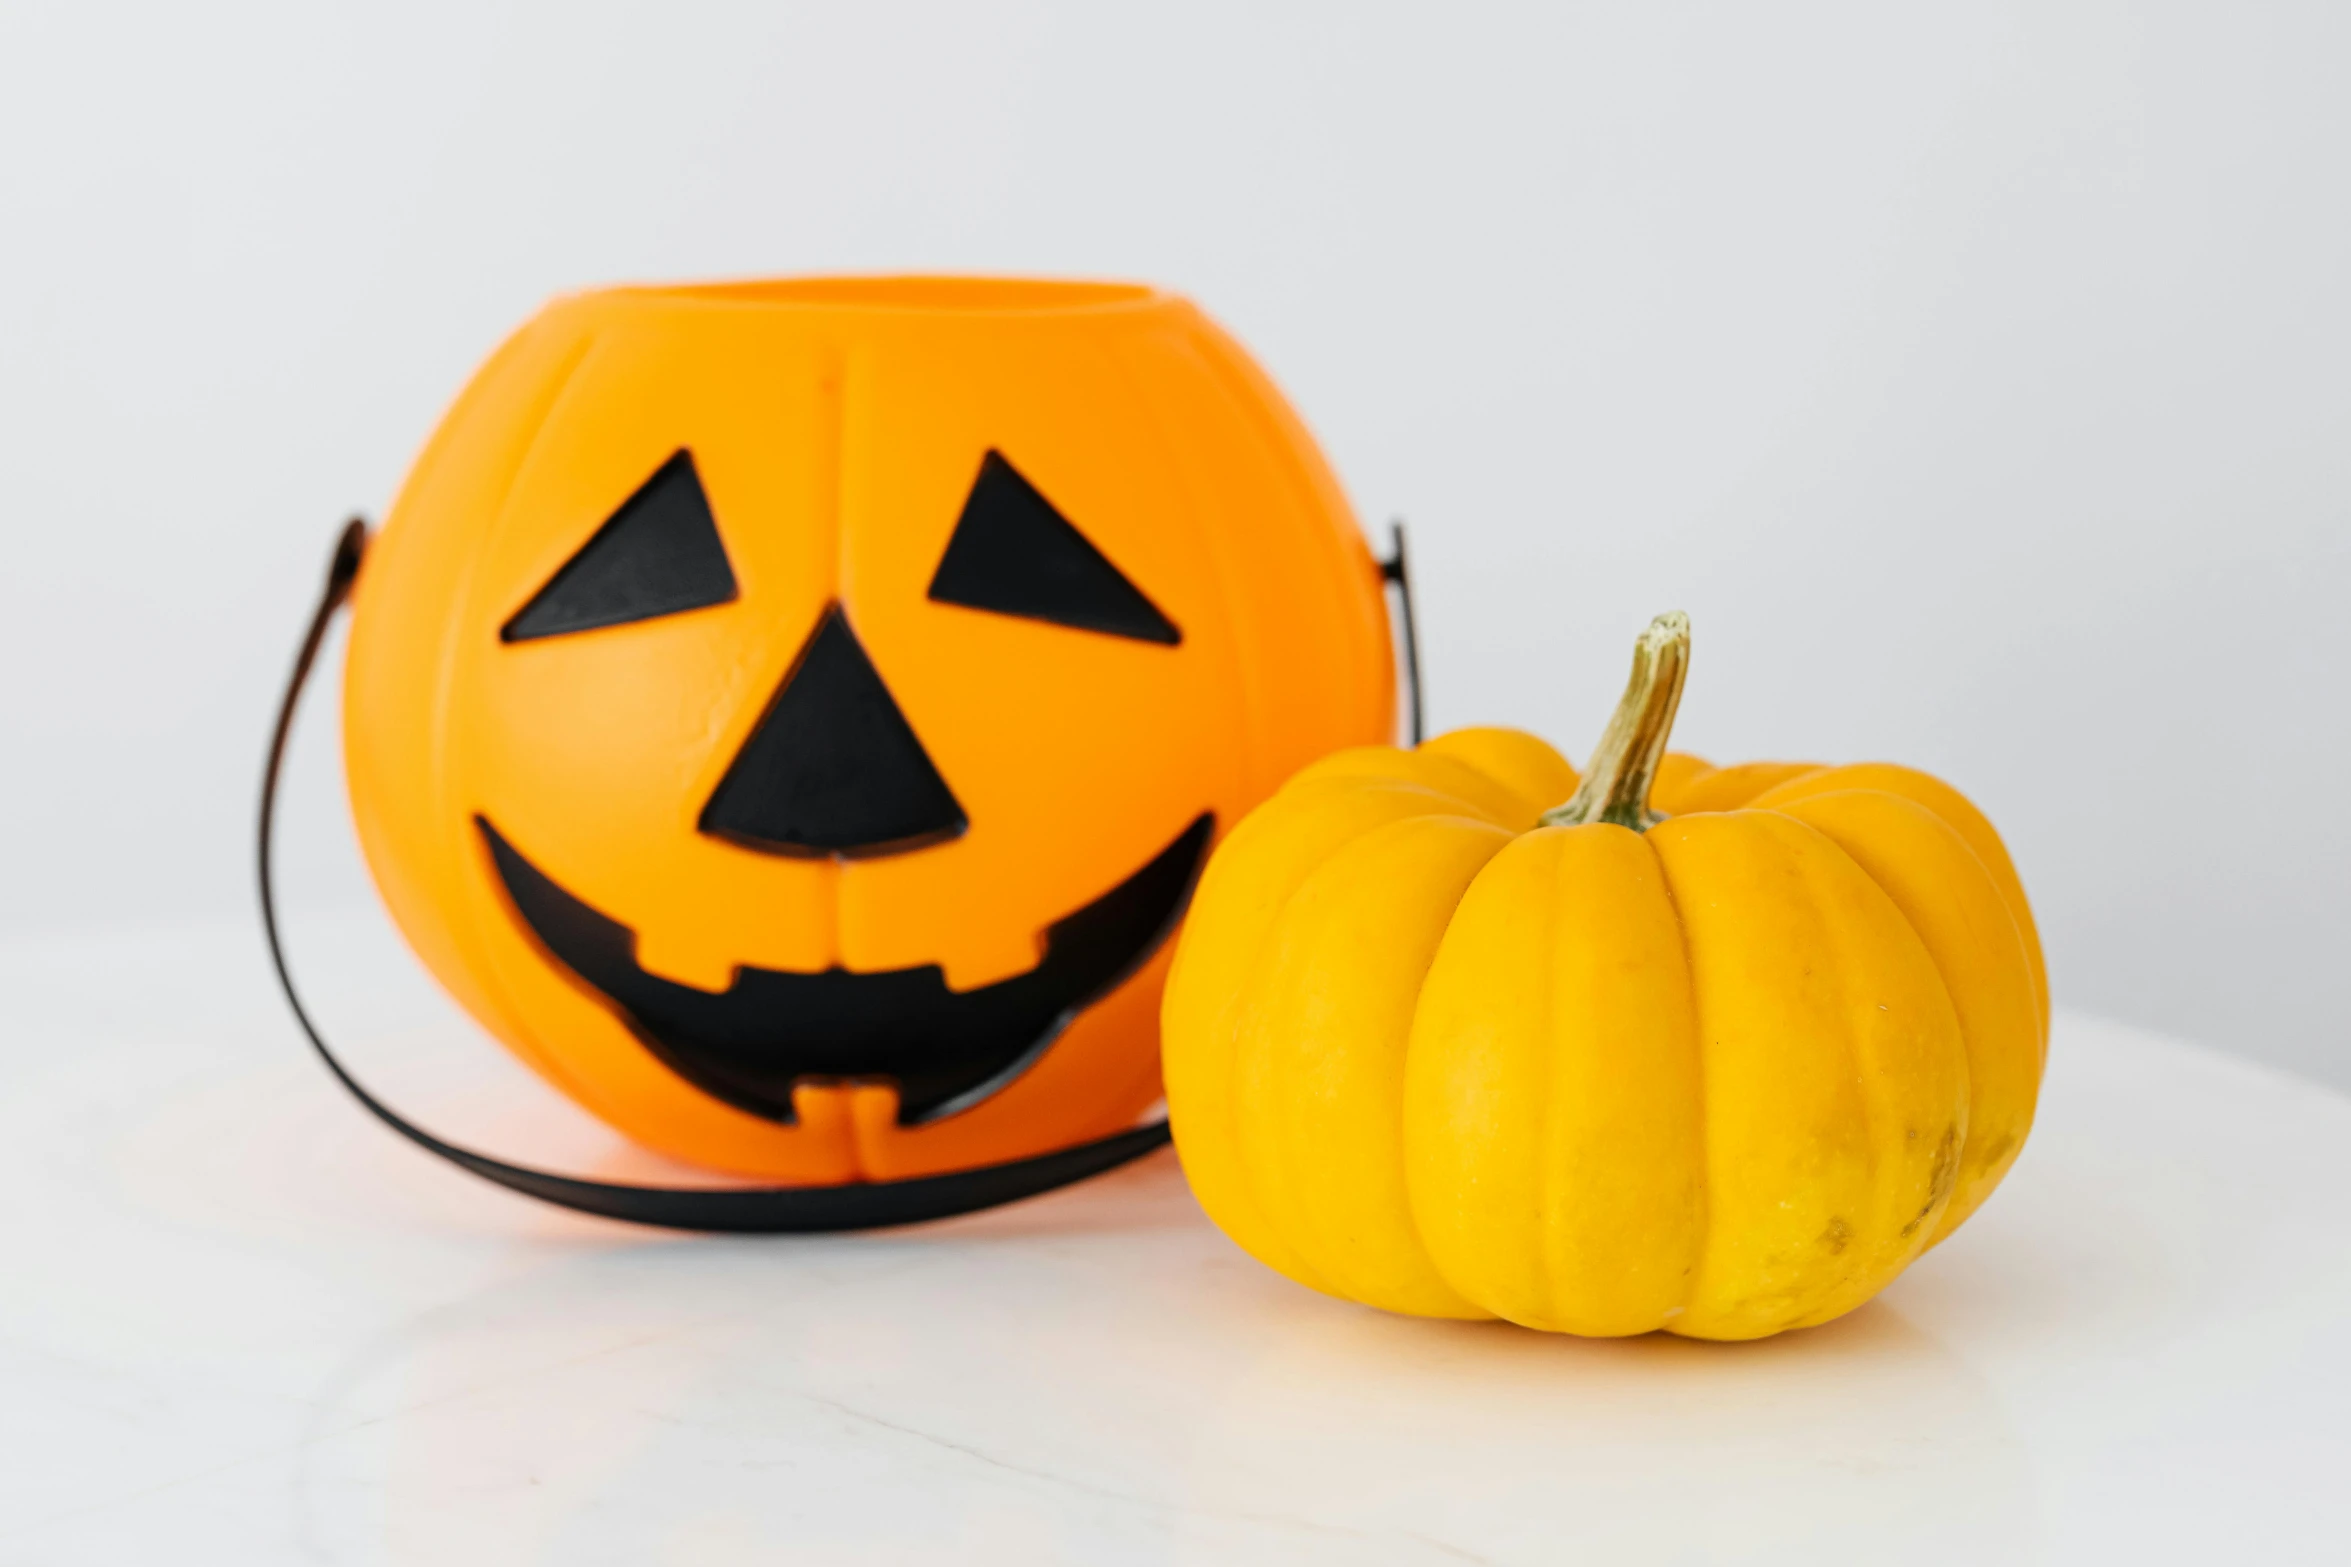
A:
[1527,830,1568,1323]
[1761,789,2039,1248]
[1748,763,2046,1046]
[1751,809,1969,1333]
[1167,778,1469,1294]
[1639,823,1707,1331]
[1236,810,1502,1314]
[1646,809,1962,1338]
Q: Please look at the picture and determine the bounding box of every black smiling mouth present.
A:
[477,813,1213,1127]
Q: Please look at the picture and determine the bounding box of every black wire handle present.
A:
[258,519,1170,1234]
[1380,521,1425,745]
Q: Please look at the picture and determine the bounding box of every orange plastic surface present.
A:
[343,277,1393,1182]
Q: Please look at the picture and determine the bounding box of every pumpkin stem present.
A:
[1539,611,1690,833]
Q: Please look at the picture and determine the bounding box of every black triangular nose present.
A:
[698,605,967,858]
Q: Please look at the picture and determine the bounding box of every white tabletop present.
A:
[3,914,2347,1564]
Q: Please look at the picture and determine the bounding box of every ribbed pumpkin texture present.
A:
[1161,614,2046,1340]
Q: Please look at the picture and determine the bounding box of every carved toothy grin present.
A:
[477,813,1212,1126]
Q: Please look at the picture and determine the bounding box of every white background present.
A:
[1,0,2345,1084]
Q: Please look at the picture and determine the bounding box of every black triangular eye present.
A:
[926,451,1180,645]
[501,450,739,643]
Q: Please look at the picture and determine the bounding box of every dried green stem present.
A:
[1538,611,1691,833]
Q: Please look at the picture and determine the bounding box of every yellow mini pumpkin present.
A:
[1162,613,2046,1340]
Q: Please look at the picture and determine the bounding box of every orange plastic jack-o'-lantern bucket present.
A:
[261,276,1406,1231]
